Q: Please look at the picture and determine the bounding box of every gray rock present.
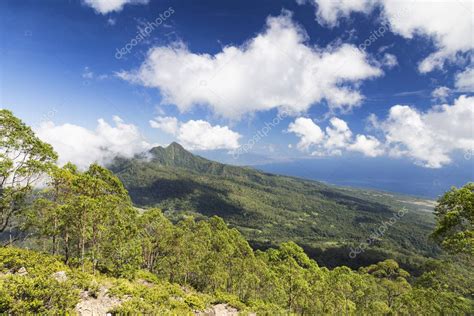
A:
[52,271,68,282]
[16,267,28,276]
[196,304,239,316]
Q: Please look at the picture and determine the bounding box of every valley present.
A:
[109,143,439,272]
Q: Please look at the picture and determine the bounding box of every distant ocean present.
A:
[254,155,474,199]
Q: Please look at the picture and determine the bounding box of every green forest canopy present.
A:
[0,109,473,314]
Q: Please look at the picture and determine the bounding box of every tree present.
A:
[264,242,311,313]
[360,260,411,309]
[138,208,174,273]
[0,110,57,233]
[63,163,142,275]
[432,183,474,257]
[29,163,142,276]
[27,163,77,256]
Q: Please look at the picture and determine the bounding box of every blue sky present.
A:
[1,0,473,195]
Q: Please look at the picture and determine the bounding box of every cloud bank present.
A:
[372,95,474,168]
[150,116,241,150]
[455,67,474,92]
[36,116,152,168]
[309,0,474,73]
[287,116,384,157]
[288,95,474,168]
[83,0,148,14]
[119,12,382,119]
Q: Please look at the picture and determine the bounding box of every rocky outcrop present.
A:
[196,304,240,316]
[75,287,122,316]
[51,271,68,283]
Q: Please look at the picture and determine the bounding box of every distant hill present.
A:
[108,143,439,271]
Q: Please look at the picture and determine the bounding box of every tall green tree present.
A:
[360,260,411,309]
[28,163,77,256]
[432,182,474,257]
[29,163,142,276]
[0,110,57,233]
[264,242,312,313]
[138,208,174,273]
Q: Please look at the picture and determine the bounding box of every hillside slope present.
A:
[0,247,254,315]
[109,143,438,270]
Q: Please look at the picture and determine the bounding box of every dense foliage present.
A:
[432,182,474,256]
[0,247,214,314]
[0,112,473,314]
[0,109,57,234]
[109,143,438,272]
[5,209,474,314]
[27,163,141,276]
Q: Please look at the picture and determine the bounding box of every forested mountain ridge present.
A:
[1,110,473,314]
[116,142,259,176]
[109,142,438,271]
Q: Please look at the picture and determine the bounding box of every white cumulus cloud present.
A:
[287,116,384,157]
[36,116,152,169]
[431,86,451,102]
[287,117,325,150]
[382,53,398,68]
[455,67,474,92]
[310,0,474,73]
[83,0,149,14]
[150,117,241,150]
[323,117,353,155]
[348,135,384,157]
[149,116,179,135]
[371,95,474,168]
[312,0,376,27]
[119,12,382,119]
[289,96,474,166]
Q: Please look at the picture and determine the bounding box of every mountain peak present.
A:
[148,142,189,157]
[167,142,186,151]
[111,142,243,177]
[144,142,220,173]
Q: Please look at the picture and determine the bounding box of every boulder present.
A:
[52,271,68,282]
[16,267,28,276]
